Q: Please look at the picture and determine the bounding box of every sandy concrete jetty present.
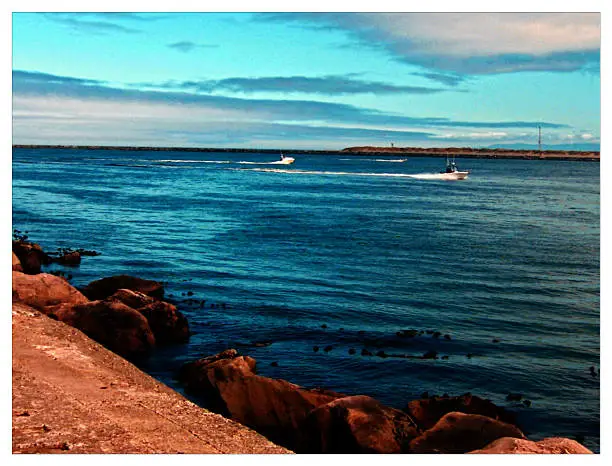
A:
[12,302,290,454]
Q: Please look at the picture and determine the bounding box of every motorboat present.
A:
[275,153,295,165]
[440,156,469,180]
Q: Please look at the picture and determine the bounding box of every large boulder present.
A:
[137,301,189,344]
[107,289,156,309]
[469,437,593,454]
[178,350,343,450]
[300,395,420,453]
[12,241,50,274]
[409,411,525,453]
[12,252,23,272]
[404,393,517,431]
[12,271,88,310]
[108,289,189,345]
[45,299,155,362]
[80,275,164,301]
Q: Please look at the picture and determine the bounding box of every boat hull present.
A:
[440,171,469,180]
[274,157,295,165]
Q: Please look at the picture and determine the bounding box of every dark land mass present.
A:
[13,144,599,161]
[340,146,600,162]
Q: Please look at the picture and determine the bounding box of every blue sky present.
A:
[11,10,601,150]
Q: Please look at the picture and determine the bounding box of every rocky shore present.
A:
[12,235,594,454]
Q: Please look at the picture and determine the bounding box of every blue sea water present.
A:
[12,148,600,451]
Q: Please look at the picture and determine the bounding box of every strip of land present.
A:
[12,144,600,161]
[340,146,599,161]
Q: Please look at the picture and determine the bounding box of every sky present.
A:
[11,8,602,150]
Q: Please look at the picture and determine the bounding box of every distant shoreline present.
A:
[12,144,600,162]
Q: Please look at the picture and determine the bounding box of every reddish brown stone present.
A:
[47,299,156,362]
[12,252,23,272]
[469,436,593,454]
[301,395,420,453]
[137,301,189,344]
[404,393,517,430]
[409,411,525,453]
[12,241,50,274]
[179,350,343,450]
[107,290,189,345]
[12,271,88,310]
[107,289,156,309]
[81,275,164,300]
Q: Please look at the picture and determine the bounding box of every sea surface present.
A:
[12,148,600,451]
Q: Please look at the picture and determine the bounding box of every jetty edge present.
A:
[13,144,599,161]
[12,237,594,454]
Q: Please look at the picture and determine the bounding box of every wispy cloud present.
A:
[258,13,600,76]
[39,12,165,35]
[12,70,567,132]
[411,72,467,87]
[13,70,107,87]
[167,41,219,53]
[150,74,448,95]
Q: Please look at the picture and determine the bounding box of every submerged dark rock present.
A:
[55,251,82,266]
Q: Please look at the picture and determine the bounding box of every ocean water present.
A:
[12,148,600,451]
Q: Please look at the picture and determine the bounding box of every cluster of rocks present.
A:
[177,349,592,454]
[11,236,594,454]
[12,234,101,274]
[12,240,189,362]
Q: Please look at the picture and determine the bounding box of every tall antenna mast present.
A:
[538,125,542,152]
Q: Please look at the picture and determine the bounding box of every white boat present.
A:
[440,156,469,180]
[275,153,295,165]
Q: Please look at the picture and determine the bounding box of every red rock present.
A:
[12,271,88,310]
[409,411,525,453]
[12,252,23,272]
[301,395,420,453]
[47,299,155,362]
[469,436,593,454]
[404,393,517,430]
[108,289,189,344]
[81,275,164,300]
[12,241,50,274]
[107,289,156,309]
[137,301,189,344]
[179,350,343,450]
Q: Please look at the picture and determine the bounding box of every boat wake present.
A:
[236,160,294,165]
[155,159,233,164]
[408,173,468,180]
[153,159,294,165]
[234,168,467,180]
[338,158,406,163]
